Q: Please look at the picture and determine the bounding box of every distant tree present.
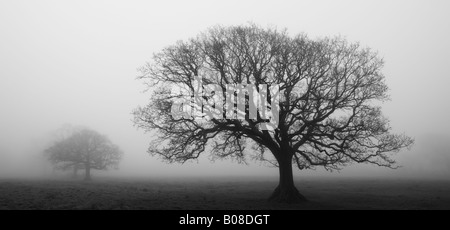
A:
[45,128,123,181]
[133,25,413,203]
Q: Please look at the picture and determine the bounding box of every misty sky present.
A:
[1,0,449,179]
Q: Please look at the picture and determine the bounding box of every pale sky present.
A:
[1,0,449,179]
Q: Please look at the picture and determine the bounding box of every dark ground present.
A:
[0,177,449,210]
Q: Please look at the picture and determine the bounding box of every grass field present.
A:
[0,177,449,210]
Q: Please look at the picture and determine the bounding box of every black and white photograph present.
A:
[0,0,449,217]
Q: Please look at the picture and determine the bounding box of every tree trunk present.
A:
[72,165,78,178]
[84,164,91,181]
[268,152,307,203]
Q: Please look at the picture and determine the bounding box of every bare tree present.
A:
[133,25,413,203]
[45,128,123,181]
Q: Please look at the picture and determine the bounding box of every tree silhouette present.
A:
[133,25,413,203]
[45,127,123,181]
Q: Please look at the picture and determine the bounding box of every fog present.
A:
[1,0,449,180]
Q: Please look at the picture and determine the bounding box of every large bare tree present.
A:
[133,25,413,202]
[46,127,123,181]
